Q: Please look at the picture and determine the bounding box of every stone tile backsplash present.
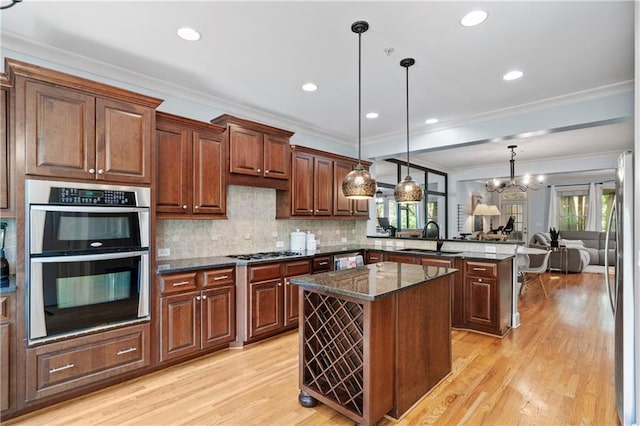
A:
[156,185,368,259]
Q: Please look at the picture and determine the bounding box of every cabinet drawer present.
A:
[465,261,497,278]
[200,267,235,288]
[285,259,311,277]
[249,263,281,282]
[159,272,198,295]
[420,257,454,268]
[26,324,149,401]
[312,256,332,273]
[365,251,384,264]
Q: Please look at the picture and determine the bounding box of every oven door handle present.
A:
[31,250,149,263]
[30,205,149,213]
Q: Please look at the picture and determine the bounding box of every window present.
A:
[601,188,615,230]
[399,203,419,229]
[558,188,588,231]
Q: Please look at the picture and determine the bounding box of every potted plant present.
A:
[549,227,560,248]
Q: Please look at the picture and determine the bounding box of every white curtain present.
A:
[586,182,600,231]
[547,185,558,230]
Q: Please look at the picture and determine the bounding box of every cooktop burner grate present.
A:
[227,251,303,261]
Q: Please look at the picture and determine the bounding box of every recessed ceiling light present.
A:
[460,10,488,27]
[366,112,379,119]
[301,82,318,92]
[503,70,524,81]
[177,27,201,41]
[425,118,439,125]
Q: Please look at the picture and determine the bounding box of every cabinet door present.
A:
[249,279,283,339]
[161,292,200,361]
[0,322,8,411]
[1,83,10,213]
[156,121,191,215]
[283,278,299,328]
[263,134,290,180]
[464,276,497,328]
[229,125,263,176]
[201,286,235,349]
[353,196,370,217]
[333,160,353,216]
[193,130,226,215]
[314,156,333,216]
[96,97,152,184]
[24,80,96,180]
[291,151,314,216]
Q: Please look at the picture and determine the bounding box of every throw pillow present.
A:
[560,239,585,248]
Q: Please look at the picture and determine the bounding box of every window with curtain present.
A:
[558,187,588,231]
[601,187,615,230]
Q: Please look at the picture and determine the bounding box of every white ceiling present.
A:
[0,1,635,179]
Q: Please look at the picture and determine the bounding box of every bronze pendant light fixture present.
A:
[394,58,423,203]
[342,20,377,200]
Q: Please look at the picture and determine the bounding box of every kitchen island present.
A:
[290,262,456,426]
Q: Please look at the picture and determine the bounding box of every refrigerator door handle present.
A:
[604,202,616,316]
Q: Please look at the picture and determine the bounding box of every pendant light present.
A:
[342,20,377,199]
[394,58,423,203]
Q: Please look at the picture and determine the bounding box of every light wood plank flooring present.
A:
[5,271,618,425]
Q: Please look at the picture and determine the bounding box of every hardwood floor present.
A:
[5,271,618,425]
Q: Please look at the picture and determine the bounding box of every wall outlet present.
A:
[275,241,284,248]
[395,241,404,248]
[158,248,170,257]
[485,245,497,254]
[341,237,347,243]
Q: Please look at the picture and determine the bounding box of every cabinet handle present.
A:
[202,295,207,299]
[213,275,228,280]
[182,205,188,210]
[89,168,96,174]
[278,280,283,287]
[116,347,137,356]
[196,295,201,301]
[50,363,75,373]
[194,205,199,209]
[265,170,270,174]
[473,268,486,271]
[256,168,261,173]
[318,261,328,266]
[478,278,483,282]
[97,169,104,175]
[172,281,191,287]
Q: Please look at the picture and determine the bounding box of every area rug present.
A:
[582,265,615,274]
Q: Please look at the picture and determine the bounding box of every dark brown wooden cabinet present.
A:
[210,114,293,190]
[386,253,417,264]
[365,250,384,264]
[312,255,333,273]
[246,259,310,343]
[289,149,333,217]
[0,294,14,413]
[155,112,226,218]
[25,323,150,402]
[8,59,162,184]
[462,260,512,336]
[159,267,235,362]
[1,74,13,215]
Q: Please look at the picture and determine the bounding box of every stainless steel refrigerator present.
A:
[605,151,636,425]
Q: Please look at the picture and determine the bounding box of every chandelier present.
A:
[485,145,543,193]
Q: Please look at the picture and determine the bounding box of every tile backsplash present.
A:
[155,185,369,259]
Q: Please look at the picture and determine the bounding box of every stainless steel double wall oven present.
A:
[26,180,150,344]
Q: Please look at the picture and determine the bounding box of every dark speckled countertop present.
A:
[155,244,514,274]
[290,262,456,301]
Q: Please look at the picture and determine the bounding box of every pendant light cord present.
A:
[357,31,362,165]
[405,63,410,177]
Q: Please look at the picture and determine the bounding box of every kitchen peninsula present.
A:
[290,262,455,426]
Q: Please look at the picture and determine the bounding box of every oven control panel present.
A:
[49,187,137,206]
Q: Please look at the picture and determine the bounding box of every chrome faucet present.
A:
[423,220,444,252]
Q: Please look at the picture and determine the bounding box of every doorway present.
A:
[500,192,528,243]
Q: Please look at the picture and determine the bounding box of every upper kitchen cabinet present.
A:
[7,58,162,185]
[276,146,371,219]
[155,112,227,219]
[1,74,13,216]
[210,114,293,191]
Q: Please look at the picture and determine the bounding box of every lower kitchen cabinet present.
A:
[246,259,310,343]
[0,293,13,412]
[25,323,150,402]
[365,250,384,264]
[159,267,235,362]
[462,260,512,336]
[311,255,333,273]
[385,253,417,264]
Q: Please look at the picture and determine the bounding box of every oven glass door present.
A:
[30,205,149,254]
[30,251,149,342]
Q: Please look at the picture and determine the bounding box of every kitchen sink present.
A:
[397,248,462,255]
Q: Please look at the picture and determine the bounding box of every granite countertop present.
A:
[0,275,17,294]
[155,244,514,274]
[290,262,457,301]
[367,235,525,245]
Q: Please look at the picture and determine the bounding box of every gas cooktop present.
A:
[226,251,303,261]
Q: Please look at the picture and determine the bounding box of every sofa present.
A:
[529,230,615,273]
